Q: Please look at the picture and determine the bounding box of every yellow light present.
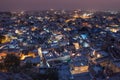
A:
[73,43,80,50]
[31,27,38,31]
[0,52,7,57]
[1,35,11,43]
[80,13,92,19]
[71,66,88,74]
[73,14,79,18]
[20,54,26,60]
[20,52,36,60]
[65,19,75,23]
[110,28,119,33]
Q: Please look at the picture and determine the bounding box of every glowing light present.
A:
[65,19,75,23]
[110,28,119,33]
[0,52,7,58]
[64,28,71,31]
[71,66,88,74]
[77,54,81,56]
[38,47,43,58]
[20,52,36,60]
[15,30,23,35]
[71,53,75,56]
[73,43,80,50]
[80,13,93,19]
[31,27,38,31]
[1,35,11,44]
[21,11,24,15]
[73,14,79,18]
[97,54,101,58]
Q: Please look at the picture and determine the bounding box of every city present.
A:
[0,10,120,80]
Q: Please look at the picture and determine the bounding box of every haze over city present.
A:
[0,0,120,11]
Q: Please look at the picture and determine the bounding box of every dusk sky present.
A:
[0,0,120,11]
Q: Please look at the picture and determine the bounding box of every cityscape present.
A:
[0,10,120,80]
[0,1,120,80]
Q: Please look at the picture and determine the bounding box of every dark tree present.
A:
[4,54,20,72]
[0,62,4,71]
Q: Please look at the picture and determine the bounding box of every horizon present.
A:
[0,0,120,11]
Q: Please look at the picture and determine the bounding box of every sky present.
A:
[0,0,120,11]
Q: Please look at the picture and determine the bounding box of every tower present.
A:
[38,47,50,67]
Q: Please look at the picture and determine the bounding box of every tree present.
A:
[0,62,4,71]
[3,54,20,72]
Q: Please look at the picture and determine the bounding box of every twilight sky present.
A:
[0,0,120,11]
